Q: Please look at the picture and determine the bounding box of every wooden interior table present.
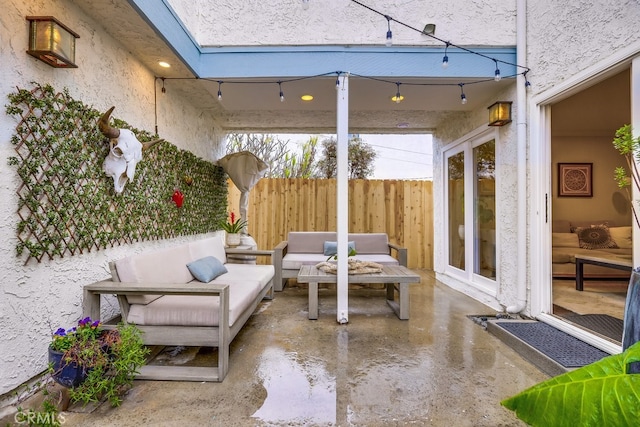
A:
[296,265,420,320]
[575,254,633,291]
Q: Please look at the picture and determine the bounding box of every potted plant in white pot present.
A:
[219,211,247,247]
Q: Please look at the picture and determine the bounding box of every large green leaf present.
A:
[501,341,640,426]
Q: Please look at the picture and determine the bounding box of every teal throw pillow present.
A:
[187,256,227,282]
[323,241,356,256]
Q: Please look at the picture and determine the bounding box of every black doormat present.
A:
[562,313,624,342]
[493,321,609,368]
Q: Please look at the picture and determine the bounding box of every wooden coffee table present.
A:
[297,265,420,320]
[574,254,632,291]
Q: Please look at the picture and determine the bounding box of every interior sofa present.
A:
[552,220,632,278]
[83,234,274,382]
[273,231,407,291]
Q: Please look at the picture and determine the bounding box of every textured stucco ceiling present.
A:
[70,0,513,133]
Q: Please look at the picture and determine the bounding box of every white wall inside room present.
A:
[550,68,632,227]
[0,0,224,398]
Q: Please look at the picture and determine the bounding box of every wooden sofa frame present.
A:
[83,249,274,382]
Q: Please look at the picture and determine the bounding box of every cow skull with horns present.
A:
[98,106,163,194]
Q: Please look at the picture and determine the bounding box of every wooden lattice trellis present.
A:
[7,83,227,264]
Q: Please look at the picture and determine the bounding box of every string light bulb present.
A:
[494,60,501,82]
[278,81,284,102]
[217,81,223,101]
[394,82,402,103]
[161,77,166,94]
[459,84,467,105]
[385,15,393,47]
[442,42,450,69]
[523,71,532,90]
[301,0,309,10]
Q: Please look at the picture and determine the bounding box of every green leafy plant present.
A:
[50,317,149,407]
[219,211,247,234]
[501,341,640,426]
[7,83,228,263]
[612,124,640,228]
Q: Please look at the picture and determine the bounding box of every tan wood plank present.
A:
[227,178,433,269]
[137,365,220,382]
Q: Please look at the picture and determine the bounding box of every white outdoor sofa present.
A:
[273,232,407,291]
[83,234,274,382]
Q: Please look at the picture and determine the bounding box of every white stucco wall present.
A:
[431,0,640,316]
[527,0,640,96]
[0,0,224,398]
[432,84,519,312]
[171,0,516,47]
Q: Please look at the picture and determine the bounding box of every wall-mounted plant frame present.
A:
[7,83,228,264]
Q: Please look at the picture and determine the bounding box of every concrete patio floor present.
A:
[15,271,548,426]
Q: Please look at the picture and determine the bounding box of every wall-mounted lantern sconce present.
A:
[26,16,79,68]
[487,101,512,126]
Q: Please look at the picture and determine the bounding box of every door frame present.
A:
[529,44,640,355]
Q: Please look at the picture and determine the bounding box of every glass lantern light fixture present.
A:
[487,101,512,127]
[26,16,80,68]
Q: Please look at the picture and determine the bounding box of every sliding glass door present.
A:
[445,131,497,291]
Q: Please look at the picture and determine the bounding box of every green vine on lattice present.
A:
[6,82,228,263]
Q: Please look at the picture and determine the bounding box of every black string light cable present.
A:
[157,2,532,114]
[348,0,530,78]
[159,69,522,107]
[157,3,532,104]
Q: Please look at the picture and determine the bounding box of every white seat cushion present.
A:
[126,280,263,327]
[188,235,227,264]
[115,244,193,305]
[216,264,274,288]
[282,254,329,270]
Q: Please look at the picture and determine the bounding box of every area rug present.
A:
[562,313,624,342]
[493,321,609,368]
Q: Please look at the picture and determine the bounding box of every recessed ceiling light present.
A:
[391,95,404,103]
[158,61,171,68]
[301,94,314,101]
[397,122,410,128]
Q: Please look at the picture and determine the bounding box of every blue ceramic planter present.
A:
[48,346,88,388]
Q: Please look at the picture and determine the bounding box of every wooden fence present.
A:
[227,178,433,269]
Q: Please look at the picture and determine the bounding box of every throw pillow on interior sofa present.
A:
[574,225,618,250]
[609,226,632,249]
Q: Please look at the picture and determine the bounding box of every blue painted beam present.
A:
[128,0,518,80]
[197,46,517,79]
[127,0,201,75]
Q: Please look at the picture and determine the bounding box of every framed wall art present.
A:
[558,163,592,197]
